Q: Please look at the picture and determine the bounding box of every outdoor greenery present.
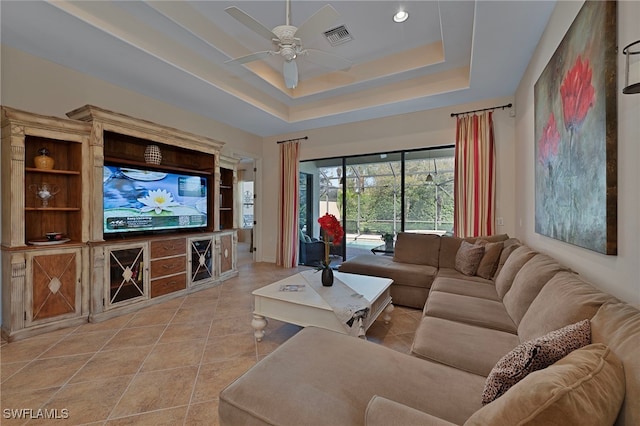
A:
[319,157,455,236]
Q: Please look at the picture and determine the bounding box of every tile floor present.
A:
[1,244,421,425]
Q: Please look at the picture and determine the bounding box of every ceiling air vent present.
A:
[323,25,353,46]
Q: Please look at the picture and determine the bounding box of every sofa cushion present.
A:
[365,396,457,426]
[482,319,591,404]
[591,301,640,426]
[518,271,616,342]
[339,254,437,290]
[438,236,463,269]
[393,232,441,266]
[492,240,521,280]
[467,344,625,426]
[455,241,485,276]
[430,273,500,301]
[219,327,486,426]
[424,291,517,333]
[502,253,568,325]
[475,241,503,279]
[493,245,536,299]
[411,317,519,377]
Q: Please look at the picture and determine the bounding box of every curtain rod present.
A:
[450,103,512,117]
[276,136,308,144]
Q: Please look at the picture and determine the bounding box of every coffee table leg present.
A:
[383,303,394,325]
[252,314,268,342]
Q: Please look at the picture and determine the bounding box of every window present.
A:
[300,146,454,263]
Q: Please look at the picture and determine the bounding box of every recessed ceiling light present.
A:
[393,10,409,23]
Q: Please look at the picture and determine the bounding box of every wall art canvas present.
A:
[534,0,617,255]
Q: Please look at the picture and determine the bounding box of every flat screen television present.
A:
[103,164,208,235]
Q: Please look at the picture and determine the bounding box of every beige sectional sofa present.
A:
[219,234,640,426]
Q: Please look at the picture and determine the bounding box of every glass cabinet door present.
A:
[107,244,148,305]
[189,237,214,285]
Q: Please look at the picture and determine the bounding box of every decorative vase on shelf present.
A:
[321,266,334,287]
[34,147,54,170]
[144,144,162,165]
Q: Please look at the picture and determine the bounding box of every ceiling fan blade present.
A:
[283,60,298,89]
[225,7,278,42]
[303,49,352,71]
[294,4,340,42]
[225,51,273,65]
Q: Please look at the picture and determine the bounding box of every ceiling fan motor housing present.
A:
[273,26,300,61]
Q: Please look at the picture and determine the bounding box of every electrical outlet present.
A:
[496,217,504,226]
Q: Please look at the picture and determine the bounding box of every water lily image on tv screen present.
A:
[103,165,208,234]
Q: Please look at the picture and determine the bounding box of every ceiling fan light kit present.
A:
[225,0,352,90]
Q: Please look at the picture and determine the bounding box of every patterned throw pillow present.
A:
[455,240,485,276]
[482,319,591,405]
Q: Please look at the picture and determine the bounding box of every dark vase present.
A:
[321,267,334,287]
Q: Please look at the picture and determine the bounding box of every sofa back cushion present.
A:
[466,344,625,426]
[439,236,463,269]
[591,301,640,426]
[494,245,536,299]
[502,253,568,325]
[393,232,441,266]
[492,238,521,279]
[518,271,616,342]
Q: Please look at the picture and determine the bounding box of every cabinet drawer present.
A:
[150,238,185,258]
[151,256,186,279]
[151,274,186,298]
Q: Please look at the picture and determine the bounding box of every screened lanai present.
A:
[299,146,455,266]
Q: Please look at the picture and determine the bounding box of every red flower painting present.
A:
[538,113,560,167]
[559,56,595,132]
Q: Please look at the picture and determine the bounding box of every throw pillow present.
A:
[467,344,625,426]
[481,319,591,405]
[475,240,504,279]
[455,241,485,276]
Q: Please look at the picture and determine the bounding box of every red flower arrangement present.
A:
[317,213,344,268]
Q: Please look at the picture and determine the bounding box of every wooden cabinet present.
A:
[1,107,90,247]
[189,236,215,286]
[217,230,237,279]
[104,242,149,309]
[1,105,239,340]
[27,249,82,323]
[150,238,186,298]
[1,107,91,342]
[219,155,239,231]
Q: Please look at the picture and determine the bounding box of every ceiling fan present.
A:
[224,0,352,89]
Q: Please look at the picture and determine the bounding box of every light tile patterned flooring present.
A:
[1,244,421,425]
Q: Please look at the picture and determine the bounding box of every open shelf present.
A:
[24,135,83,243]
[25,168,81,175]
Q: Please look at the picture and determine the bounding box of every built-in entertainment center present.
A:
[1,105,239,341]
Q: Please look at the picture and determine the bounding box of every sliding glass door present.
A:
[300,146,454,265]
[343,153,402,259]
[404,148,455,234]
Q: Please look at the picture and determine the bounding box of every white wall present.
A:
[514,1,640,307]
[261,98,517,262]
[0,46,263,158]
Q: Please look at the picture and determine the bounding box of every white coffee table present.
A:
[251,271,394,341]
